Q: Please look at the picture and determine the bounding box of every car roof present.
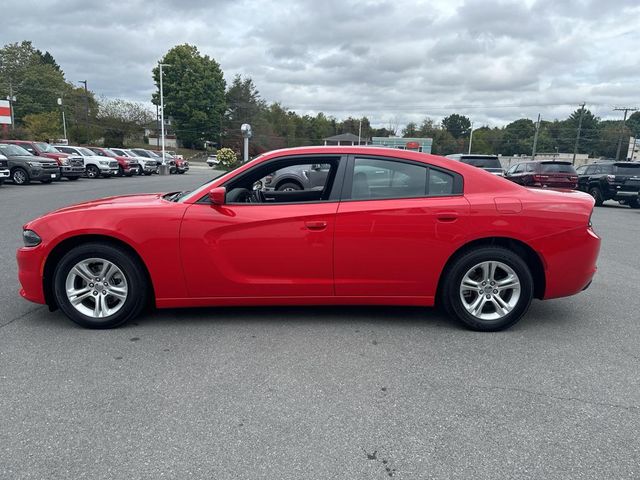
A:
[540,161,572,165]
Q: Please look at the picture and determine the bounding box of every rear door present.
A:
[615,163,640,195]
[334,155,469,300]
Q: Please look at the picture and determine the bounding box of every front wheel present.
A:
[441,247,534,331]
[86,165,100,179]
[12,167,30,185]
[53,242,149,329]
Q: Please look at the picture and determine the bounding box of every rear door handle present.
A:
[436,212,458,222]
[305,220,328,230]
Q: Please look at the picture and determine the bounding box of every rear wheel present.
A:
[589,186,603,206]
[441,247,534,331]
[628,198,640,209]
[86,165,100,179]
[53,242,148,329]
[11,167,30,185]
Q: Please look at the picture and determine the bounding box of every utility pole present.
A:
[78,80,88,142]
[467,121,474,154]
[358,119,362,145]
[531,113,541,160]
[156,104,160,148]
[57,97,67,141]
[614,107,638,161]
[572,103,586,165]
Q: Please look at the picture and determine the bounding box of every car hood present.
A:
[8,155,58,164]
[50,193,166,214]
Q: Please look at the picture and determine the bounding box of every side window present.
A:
[429,168,454,196]
[585,165,595,175]
[352,158,427,200]
[513,164,524,173]
[57,147,71,154]
[21,144,36,154]
[525,163,536,172]
[506,164,518,175]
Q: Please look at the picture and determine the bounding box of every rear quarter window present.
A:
[614,165,640,175]
[540,163,576,173]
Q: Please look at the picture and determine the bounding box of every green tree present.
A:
[224,75,266,151]
[500,118,536,155]
[153,44,226,149]
[442,114,471,139]
[97,98,153,147]
[402,122,418,137]
[23,111,61,140]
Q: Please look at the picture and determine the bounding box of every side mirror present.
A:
[208,186,226,205]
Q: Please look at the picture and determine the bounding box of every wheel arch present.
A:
[42,234,155,311]
[436,236,546,303]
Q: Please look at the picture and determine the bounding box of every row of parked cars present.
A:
[0,141,189,186]
[447,154,640,209]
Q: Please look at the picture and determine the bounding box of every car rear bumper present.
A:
[532,226,601,300]
[533,181,578,189]
[16,246,47,305]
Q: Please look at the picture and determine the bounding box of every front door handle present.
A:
[305,220,328,231]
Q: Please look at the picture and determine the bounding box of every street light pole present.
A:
[158,63,171,167]
[468,121,474,154]
[78,80,88,142]
[57,97,67,141]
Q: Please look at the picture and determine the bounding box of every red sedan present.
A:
[16,147,600,331]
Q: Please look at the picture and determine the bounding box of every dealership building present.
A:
[371,136,433,153]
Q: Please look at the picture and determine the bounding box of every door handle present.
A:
[436,212,458,222]
[305,220,328,230]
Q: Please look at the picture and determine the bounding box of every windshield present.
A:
[99,149,116,157]
[461,156,502,169]
[0,144,32,156]
[614,164,640,175]
[78,147,96,156]
[541,163,576,173]
[35,142,58,153]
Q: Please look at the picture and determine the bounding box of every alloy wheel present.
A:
[13,170,27,184]
[65,258,128,318]
[459,261,521,321]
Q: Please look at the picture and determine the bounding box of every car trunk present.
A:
[535,162,578,188]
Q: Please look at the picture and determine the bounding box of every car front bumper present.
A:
[30,168,61,181]
[17,245,47,305]
[0,169,10,179]
[60,166,85,176]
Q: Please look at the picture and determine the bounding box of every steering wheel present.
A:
[226,188,252,203]
[253,188,266,203]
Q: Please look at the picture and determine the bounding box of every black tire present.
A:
[86,165,100,179]
[53,242,149,329]
[40,178,53,184]
[177,170,185,174]
[144,171,152,176]
[628,198,640,209]
[11,167,30,185]
[441,247,534,332]
[276,181,303,192]
[589,186,604,206]
[67,176,79,181]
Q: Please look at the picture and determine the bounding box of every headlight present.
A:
[28,161,43,167]
[99,160,109,165]
[23,229,42,247]
[59,157,69,165]
[124,160,130,166]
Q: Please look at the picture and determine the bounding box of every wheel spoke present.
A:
[107,286,127,301]
[497,275,520,290]
[72,263,94,283]
[68,288,93,305]
[100,262,113,281]
[492,294,511,316]
[461,276,480,289]
[469,295,486,316]
[488,262,498,282]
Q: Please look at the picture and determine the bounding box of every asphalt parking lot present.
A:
[1,170,639,479]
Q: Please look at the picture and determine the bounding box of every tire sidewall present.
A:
[589,187,603,206]
[443,247,534,331]
[53,243,147,328]
[86,165,99,179]
[12,168,29,185]
[277,182,302,192]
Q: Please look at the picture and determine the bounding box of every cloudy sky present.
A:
[3,0,639,127]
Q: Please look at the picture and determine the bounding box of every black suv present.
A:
[575,161,640,208]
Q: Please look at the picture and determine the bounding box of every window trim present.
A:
[340,154,463,202]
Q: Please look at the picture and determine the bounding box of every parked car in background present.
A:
[130,148,163,167]
[446,154,504,176]
[206,154,218,167]
[505,161,578,189]
[575,161,640,208]
[88,147,140,177]
[17,146,600,332]
[54,145,119,178]
[262,163,330,191]
[166,150,183,160]
[0,153,10,185]
[4,140,85,181]
[174,158,189,174]
[0,144,61,185]
[109,149,158,175]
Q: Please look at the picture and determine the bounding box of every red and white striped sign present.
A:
[0,100,12,125]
